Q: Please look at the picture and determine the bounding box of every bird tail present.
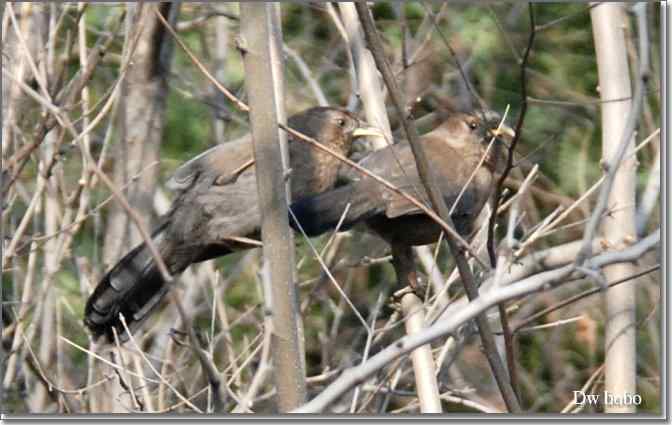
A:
[84,223,175,343]
[289,184,379,237]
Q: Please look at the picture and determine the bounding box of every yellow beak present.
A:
[489,124,516,141]
[352,126,385,139]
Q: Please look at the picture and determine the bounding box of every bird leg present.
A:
[390,243,427,300]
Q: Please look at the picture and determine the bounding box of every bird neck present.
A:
[288,139,347,197]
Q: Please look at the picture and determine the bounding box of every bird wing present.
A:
[382,178,474,220]
[165,166,261,250]
[166,134,254,192]
[347,142,431,219]
[372,142,478,220]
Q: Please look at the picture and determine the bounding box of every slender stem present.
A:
[488,4,536,267]
[483,4,536,404]
[355,1,521,413]
[293,231,659,413]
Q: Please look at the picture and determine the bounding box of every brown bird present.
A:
[289,109,514,251]
[85,106,381,342]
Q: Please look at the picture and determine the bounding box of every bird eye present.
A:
[468,121,478,130]
[336,118,347,127]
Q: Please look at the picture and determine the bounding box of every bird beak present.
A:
[352,125,385,139]
[488,124,516,141]
[351,125,386,155]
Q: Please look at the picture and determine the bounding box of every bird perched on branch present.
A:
[289,109,514,274]
[85,106,381,343]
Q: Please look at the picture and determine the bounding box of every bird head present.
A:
[288,107,384,156]
[432,109,515,172]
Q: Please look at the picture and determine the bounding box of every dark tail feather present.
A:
[289,184,379,237]
[84,228,173,343]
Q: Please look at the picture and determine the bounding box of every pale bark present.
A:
[401,294,442,413]
[590,3,640,413]
[211,4,232,143]
[338,2,392,148]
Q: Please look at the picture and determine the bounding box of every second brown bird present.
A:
[289,110,513,248]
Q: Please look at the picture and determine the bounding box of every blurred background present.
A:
[1,2,661,414]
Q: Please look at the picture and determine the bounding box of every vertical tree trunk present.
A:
[211,4,231,144]
[103,2,179,265]
[590,3,638,413]
[98,3,178,412]
[239,2,307,412]
[0,2,22,408]
[338,2,392,148]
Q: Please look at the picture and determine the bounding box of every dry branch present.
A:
[293,230,658,413]
[354,1,521,413]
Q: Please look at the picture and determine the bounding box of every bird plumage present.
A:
[85,107,372,342]
[289,111,507,247]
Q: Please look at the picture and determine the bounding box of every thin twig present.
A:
[293,231,659,413]
[355,0,520,412]
[118,315,203,413]
[487,4,536,267]
[482,7,536,401]
[156,5,483,262]
[512,264,660,335]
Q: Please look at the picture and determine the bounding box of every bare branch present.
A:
[354,1,520,412]
[293,230,658,413]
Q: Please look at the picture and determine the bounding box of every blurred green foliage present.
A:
[3,2,660,414]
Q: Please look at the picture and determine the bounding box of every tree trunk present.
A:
[99,3,179,413]
[103,2,179,265]
[239,2,307,412]
[211,3,232,144]
[590,3,638,413]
